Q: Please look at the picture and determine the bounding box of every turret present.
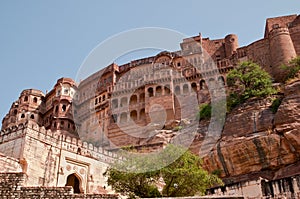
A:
[49,78,77,137]
[1,89,44,130]
[269,26,297,82]
[225,34,239,58]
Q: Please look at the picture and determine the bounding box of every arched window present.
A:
[21,114,25,119]
[30,114,34,119]
[33,97,38,103]
[175,86,180,95]
[200,80,206,90]
[156,86,162,96]
[183,84,189,94]
[120,97,128,107]
[112,99,118,109]
[218,76,225,86]
[130,110,138,121]
[129,95,138,105]
[120,113,127,123]
[164,85,171,95]
[62,105,67,112]
[191,82,197,92]
[24,96,28,102]
[148,87,154,97]
[55,106,59,113]
[13,109,17,115]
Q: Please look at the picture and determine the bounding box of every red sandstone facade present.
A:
[2,14,300,147]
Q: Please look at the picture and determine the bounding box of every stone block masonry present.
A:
[0,173,119,199]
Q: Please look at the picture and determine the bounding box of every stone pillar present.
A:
[293,177,299,193]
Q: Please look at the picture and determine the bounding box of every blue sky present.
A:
[0,0,299,120]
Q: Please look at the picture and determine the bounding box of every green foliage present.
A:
[160,145,223,197]
[104,145,223,198]
[211,169,222,177]
[281,56,300,82]
[104,157,161,198]
[270,98,282,114]
[226,93,245,112]
[173,125,183,131]
[198,103,212,120]
[226,61,276,111]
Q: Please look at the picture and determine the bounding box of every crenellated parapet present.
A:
[0,121,120,164]
[0,123,27,144]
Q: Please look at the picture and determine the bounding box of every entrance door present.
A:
[65,173,82,193]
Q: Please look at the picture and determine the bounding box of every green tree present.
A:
[227,61,276,110]
[282,56,300,82]
[104,153,161,198]
[104,145,223,198]
[160,145,222,197]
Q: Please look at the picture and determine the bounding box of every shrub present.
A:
[226,61,277,111]
[270,98,282,114]
[198,103,211,120]
[281,57,300,82]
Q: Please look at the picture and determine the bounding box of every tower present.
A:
[1,89,44,130]
[269,26,297,82]
[225,34,239,58]
[49,78,77,137]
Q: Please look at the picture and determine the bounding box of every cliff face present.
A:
[198,80,300,180]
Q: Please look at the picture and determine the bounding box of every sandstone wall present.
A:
[0,121,119,194]
[0,153,22,173]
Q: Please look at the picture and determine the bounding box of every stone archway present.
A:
[65,173,83,194]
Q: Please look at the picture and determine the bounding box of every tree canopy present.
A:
[227,61,276,100]
[226,61,276,110]
[104,145,223,198]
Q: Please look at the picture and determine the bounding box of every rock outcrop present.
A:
[196,80,300,181]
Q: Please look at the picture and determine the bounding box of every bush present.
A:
[226,93,245,112]
[282,57,300,82]
[105,145,223,198]
[198,103,211,120]
[226,61,277,111]
[270,98,282,114]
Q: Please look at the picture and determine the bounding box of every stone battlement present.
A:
[0,121,120,164]
[268,27,291,39]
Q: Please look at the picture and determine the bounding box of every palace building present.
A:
[1,14,300,198]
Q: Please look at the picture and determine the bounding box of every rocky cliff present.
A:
[195,79,300,183]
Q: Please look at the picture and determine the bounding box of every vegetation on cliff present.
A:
[282,56,300,83]
[104,145,222,198]
[198,103,212,120]
[226,61,277,111]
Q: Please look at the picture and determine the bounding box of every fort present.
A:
[1,14,300,198]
